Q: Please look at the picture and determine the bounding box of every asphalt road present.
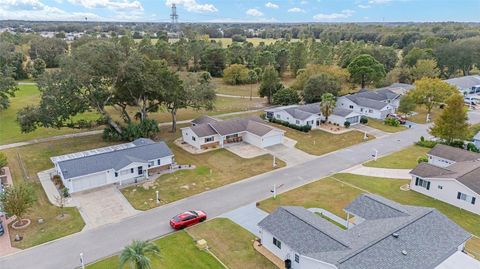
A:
[0,123,431,269]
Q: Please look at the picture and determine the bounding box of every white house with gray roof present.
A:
[445,75,480,95]
[51,138,174,193]
[258,194,477,269]
[181,116,285,150]
[410,144,480,215]
[337,88,400,120]
[265,103,361,128]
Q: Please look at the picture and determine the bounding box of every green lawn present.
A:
[363,145,430,169]
[187,218,276,269]
[408,106,443,124]
[87,231,223,269]
[2,135,117,248]
[121,126,285,210]
[270,123,374,156]
[365,118,407,133]
[258,173,480,259]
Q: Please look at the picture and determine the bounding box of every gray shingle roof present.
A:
[410,162,456,178]
[428,144,480,162]
[191,115,219,125]
[345,88,399,110]
[333,108,355,117]
[445,75,480,90]
[209,116,272,136]
[189,124,218,137]
[56,139,173,179]
[258,194,470,269]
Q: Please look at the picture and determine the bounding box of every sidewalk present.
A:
[342,164,411,179]
[352,124,390,139]
[37,169,75,207]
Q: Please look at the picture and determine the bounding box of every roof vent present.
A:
[401,250,407,256]
[392,233,399,238]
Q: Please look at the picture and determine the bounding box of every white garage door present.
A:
[71,173,107,193]
[262,133,283,148]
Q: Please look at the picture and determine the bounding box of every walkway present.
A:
[342,164,412,179]
[0,124,431,269]
[216,93,263,99]
[37,169,75,207]
[220,203,268,237]
[352,124,390,139]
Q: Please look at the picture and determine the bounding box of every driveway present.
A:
[72,186,139,229]
[343,165,412,179]
[266,138,315,166]
[352,124,389,139]
[220,203,268,237]
[225,142,267,158]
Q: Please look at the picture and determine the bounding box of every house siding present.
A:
[428,155,456,168]
[337,96,394,120]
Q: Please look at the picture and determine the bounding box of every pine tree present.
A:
[430,94,469,144]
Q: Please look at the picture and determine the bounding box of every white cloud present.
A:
[165,0,217,13]
[68,0,143,11]
[246,8,263,17]
[288,7,305,13]
[358,4,371,8]
[265,2,279,9]
[0,1,105,21]
[368,0,392,3]
[313,9,354,20]
[300,0,308,4]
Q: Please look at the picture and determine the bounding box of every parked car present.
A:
[0,221,4,236]
[170,210,207,230]
[386,113,406,124]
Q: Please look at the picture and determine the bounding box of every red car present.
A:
[170,210,207,230]
[387,113,407,124]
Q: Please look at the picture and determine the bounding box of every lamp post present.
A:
[372,149,378,161]
[156,190,160,204]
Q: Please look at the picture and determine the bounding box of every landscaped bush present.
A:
[415,139,437,148]
[52,175,62,186]
[467,142,479,153]
[269,117,311,132]
[417,156,429,163]
[384,117,400,127]
[360,116,368,124]
[344,121,351,128]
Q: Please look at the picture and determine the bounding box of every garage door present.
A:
[71,173,107,193]
[262,133,284,148]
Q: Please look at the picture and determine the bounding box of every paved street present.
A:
[0,123,430,269]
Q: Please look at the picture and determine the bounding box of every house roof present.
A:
[428,144,480,162]
[54,138,173,180]
[445,75,480,90]
[333,108,357,117]
[410,162,456,178]
[344,88,399,110]
[191,115,219,125]
[258,194,470,269]
[189,124,218,137]
[186,116,280,138]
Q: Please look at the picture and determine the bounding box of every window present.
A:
[273,237,281,249]
[148,161,154,167]
[360,108,364,112]
[369,109,373,113]
[349,105,354,109]
[205,136,214,143]
[226,134,239,139]
[114,172,118,177]
[192,136,196,141]
[457,192,476,204]
[276,114,280,118]
[438,185,443,190]
[131,168,134,173]
[295,254,300,263]
[157,159,161,165]
[296,120,300,124]
[138,166,143,175]
[415,177,430,190]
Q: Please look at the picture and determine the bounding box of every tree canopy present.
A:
[430,93,469,144]
[408,77,457,120]
[303,73,341,103]
[347,54,386,89]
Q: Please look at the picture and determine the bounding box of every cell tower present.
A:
[170,4,179,31]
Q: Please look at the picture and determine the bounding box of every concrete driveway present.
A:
[225,142,267,158]
[220,203,268,237]
[72,186,139,229]
[266,138,315,166]
[352,124,390,139]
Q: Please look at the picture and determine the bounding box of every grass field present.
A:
[187,218,276,269]
[365,118,407,133]
[87,231,223,269]
[270,123,374,156]
[121,126,285,210]
[213,76,295,97]
[363,145,430,169]
[1,135,117,248]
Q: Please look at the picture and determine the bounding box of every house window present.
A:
[149,161,154,167]
[349,105,354,109]
[157,159,161,165]
[438,185,443,190]
[415,177,430,190]
[138,166,143,175]
[131,168,134,173]
[273,237,281,249]
[295,254,300,263]
[205,136,214,143]
[115,172,118,177]
[192,136,196,141]
[296,120,300,124]
[457,192,476,204]
[276,114,280,118]
[226,134,239,139]
[369,109,373,113]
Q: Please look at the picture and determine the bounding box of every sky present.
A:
[0,0,479,23]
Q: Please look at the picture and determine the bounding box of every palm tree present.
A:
[120,240,160,269]
[320,93,336,123]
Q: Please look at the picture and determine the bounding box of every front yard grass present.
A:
[2,135,117,248]
[408,105,442,124]
[259,172,480,237]
[363,145,430,169]
[466,236,480,260]
[87,231,223,269]
[187,218,277,269]
[270,123,374,156]
[365,118,407,133]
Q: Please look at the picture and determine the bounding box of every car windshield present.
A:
[189,211,198,216]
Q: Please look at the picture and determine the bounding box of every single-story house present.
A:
[473,131,480,149]
[445,75,480,95]
[265,103,361,128]
[337,88,400,120]
[51,138,174,193]
[181,116,285,150]
[410,144,480,215]
[258,193,476,269]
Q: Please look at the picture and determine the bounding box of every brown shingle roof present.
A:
[189,124,217,137]
[428,144,480,162]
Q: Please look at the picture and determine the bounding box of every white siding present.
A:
[243,132,263,148]
[182,128,202,149]
[428,155,456,168]
[410,176,480,215]
[68,171,108,193]
[261,130,284,148]
[337,97,394,120]
[273,111,319,127]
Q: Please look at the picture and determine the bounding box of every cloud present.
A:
[246,8,263,16]
[288,7,305,13]
[165,0,217,13]
[313,9,354,20]
[368,0,392,3]
[300,0,308,4]
[265,2,279,9]
[358,4,371,8]
[68,0,143,11]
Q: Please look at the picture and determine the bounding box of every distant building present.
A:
[445,75,480,95]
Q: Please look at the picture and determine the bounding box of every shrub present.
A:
[231,34,246,42]
[52,175,62,186]
[417,156,429,163]
[269,117,311,132]
[415,139,437,148]
[223,64,249,85]
[384,117,400,127]
[344,121,351,128]
[444,140,465,149]
[272,88,300,105]
[360,116,368,124]
[467,142,480,153]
